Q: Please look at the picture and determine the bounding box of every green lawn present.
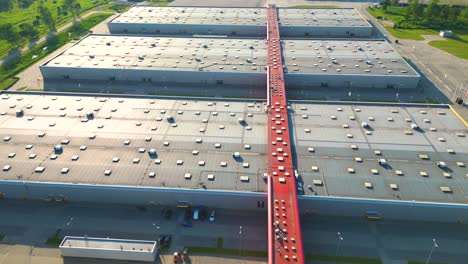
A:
[408,261,446,264]
[186,246,383,264]
[384,27,438,40]
[289,5,338,9]
[429,31,468,59]
[0,76,19,91]
[367,7,438,40]
[367,7,467,59]
[146,0,173,6]
[105,4,129,13]
[367,6,406,24]
[0,0,110,59]
[0,13,111,89]
[187,246,267,258]
[306,254,382,264]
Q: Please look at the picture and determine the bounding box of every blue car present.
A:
[181,220,192,227]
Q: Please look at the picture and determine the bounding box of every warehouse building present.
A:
[40,35,419,94]
[107,6,373,38]
[282,39,420,89]
[0,93,466,222]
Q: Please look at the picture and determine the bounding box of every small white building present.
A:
[60,236,157,262]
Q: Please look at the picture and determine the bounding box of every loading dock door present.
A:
[177,201,191,208]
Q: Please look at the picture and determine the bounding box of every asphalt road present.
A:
[1,200,468,264]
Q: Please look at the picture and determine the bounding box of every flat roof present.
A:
[283,39,418,76]
[110,6,370,27]
[0,93,267,193]
[279,8,369,27]
[43,35,267,73]
[0,93,466,204]
[43,35,416,77]
[60,236,156,252]
[292,102,468,204]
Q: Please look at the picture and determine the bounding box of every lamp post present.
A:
[335,232,344,264]
[239,226,243,257]
[425,238,438,264]
[152,223,160,239]
[60,216,74,238]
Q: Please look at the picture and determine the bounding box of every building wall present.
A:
[0,181,268,210]
[107,23,373,38]
[285,73,420,89]
[60,241,156,262]
[299,196,468,223]
[1,181,467,223]
[40,66,418,91]
[280,26,373,38]
[108,23,266,37]
[40,66,267,87]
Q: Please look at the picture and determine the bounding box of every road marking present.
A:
[449,105,468,127]
[411,55,454,93]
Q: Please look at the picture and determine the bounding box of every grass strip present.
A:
[289,5,338,8]
[106,4,129,13]
[408,261,445,264]
[306,253,382,264]
[147,1,173,6]
[0,76,19,91]
[187,246,267,258]
[45,229,62,246]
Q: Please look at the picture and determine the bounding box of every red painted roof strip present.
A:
[266,5,305,264]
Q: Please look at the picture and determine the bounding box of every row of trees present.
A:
[380,0,468,29]
[0,0,83,47]
[0,0,36,12]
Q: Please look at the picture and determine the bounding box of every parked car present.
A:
[158,235,172,248]
[181,220,192,227]
[209,210,215,222]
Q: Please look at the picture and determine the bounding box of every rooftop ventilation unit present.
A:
[54,145,63,154]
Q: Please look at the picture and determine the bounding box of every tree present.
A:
[0,24,21,43]
[391,0,399,6]
[63,0,79,20]
[438,5,449,24]
[424,0,441,24]
[38,5,56,32]
[18,0,34,8]
[457,7,468,26]
[407,0,424,23]
[381,0,390,10]
[0,0,14,12]
[74,3,81,18]
[19,23,39,42]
